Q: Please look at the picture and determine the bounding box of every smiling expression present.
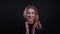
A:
[26,8,35,22]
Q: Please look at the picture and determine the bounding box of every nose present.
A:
[28,16,31,18]
[28,14,34,18]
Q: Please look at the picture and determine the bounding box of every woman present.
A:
[20,4,45,34]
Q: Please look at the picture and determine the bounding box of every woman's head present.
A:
[23,5,39,22]
[23,4,42,29]
[26,7,35,22]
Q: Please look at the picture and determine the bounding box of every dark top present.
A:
[28,24,34,34]
[19,22,46,34]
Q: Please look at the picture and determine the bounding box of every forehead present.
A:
[27,8,35,12]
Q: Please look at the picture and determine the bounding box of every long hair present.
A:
[23,4,42,29]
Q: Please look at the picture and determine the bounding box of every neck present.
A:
[27,21,34,24]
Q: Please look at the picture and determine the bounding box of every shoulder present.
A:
[35,28,46,34]
[19,22,26,34]
[35,21,46,34]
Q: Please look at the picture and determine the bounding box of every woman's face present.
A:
[27,8,35,21]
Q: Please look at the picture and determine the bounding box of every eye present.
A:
[32,12,34,14]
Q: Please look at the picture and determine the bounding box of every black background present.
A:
[0,0,57,34]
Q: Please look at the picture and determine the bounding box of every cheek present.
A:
[26,14,29,19]
[26,14,29,17]
[32,13,35,17]
[33,15,35,19]
[32,14,35,18]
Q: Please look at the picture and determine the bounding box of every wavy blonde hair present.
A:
[23,4,42,29]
